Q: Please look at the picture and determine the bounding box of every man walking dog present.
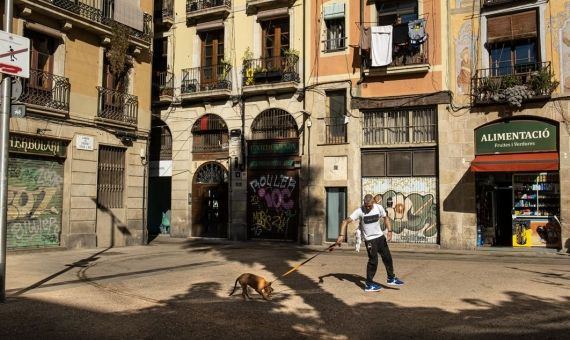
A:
[335,194,404,292]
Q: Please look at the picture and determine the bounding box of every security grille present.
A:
[97,146,125,208]
[251,109,298,140]
[191,114,229,153]
[362,107,436,145]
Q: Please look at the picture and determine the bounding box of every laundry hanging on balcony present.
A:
[359,25,371,52]
[371,25,393,67]
[408,19,427,46]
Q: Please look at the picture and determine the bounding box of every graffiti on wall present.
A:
[248,172,298,239]
[362,177,438,244]
[7,159,63,248]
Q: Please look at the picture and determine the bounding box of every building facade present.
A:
[443,0,569,251]
[151,0,306,241]
[303,0,447,246]
[5,0,153,250]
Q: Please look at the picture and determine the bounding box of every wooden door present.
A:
[200,30,224,88]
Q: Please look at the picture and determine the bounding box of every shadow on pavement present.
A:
[1,239,568,338]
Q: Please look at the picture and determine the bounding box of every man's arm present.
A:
[384,216,393,241]
[335,218,353,246]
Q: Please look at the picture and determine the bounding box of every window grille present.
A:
[150,126,172,161]
[251,109,298,140]
[97,146,125,208]
[191,114,229,153]
[362,107,436,145]
[325,90,347,144]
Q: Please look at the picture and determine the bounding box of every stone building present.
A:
[150,0,306,241]
[443,0,569,251]
[5,0,154,250]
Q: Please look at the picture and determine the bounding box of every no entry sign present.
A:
[0,31,30,78]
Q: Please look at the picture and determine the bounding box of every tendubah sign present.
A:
[475,120,557,155]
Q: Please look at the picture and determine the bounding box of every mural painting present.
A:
[455,21,473,97]
[247,170,298,240]
[362,177,438,244]
[7,158,63,248]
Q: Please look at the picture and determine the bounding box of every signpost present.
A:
[0,30,30,78]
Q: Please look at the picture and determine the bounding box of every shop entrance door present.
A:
[495,187,513,246]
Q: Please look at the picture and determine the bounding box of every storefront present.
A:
[471,118,561,248]
[7,134,68,250]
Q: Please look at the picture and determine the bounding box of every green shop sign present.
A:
[9,134,67,157]
[475,120,557,155]
[248,141,299,156]
[248,159,298,169]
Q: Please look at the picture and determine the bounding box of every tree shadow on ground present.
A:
[2,240,569,339]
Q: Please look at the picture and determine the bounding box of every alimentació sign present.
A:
[475,120,557,155]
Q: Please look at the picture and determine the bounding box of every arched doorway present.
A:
[148,119,172,242]
[247,108,300,240]
[192,162,229,238]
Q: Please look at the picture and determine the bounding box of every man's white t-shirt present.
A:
[349,203,387,241]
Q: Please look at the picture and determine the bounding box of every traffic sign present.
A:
[10,104,25,118]
[0,31,30,78]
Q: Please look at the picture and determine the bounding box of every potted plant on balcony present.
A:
[529,67,559,97]
[242,47,255,85]
[282,48,299,82]
[217,58,232,90]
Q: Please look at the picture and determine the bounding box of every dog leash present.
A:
[270,243,338,284]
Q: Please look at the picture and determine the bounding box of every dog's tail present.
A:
[229,277,239,296]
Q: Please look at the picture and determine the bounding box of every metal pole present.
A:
[0,0,14,303]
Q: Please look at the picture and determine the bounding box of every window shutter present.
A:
[323,3,345,20]
[487,10,537,43]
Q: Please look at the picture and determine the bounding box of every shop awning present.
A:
[470,152,559,172]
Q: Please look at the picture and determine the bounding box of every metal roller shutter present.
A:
[7,156,64,249]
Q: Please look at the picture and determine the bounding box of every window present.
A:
[97,146,125,208]
[191,114,229,153]
[362,107,436,145]
[361,149,436,177]
[487,10,539,76]
[377,0,418,26]
[103,51,127,92]
[323,3,346,52]
[325,90,347,144]
[27,29,56,90]
[200,30,224,84]
[262,18,289,60]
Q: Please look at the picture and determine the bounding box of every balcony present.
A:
[472,62,558,107]
[186,0,231,22]
[20,0,153,46]
[364,33,429,76]
[242,55,300,95]
[17,69,70,115]
[322,37,348,53]
[480,0,531,8]
[245,0,295,14]
[152,71,174,104]
[180,64,232,101]
[155,0,175,27]
[323,117,347,145]
[96,87,138,126]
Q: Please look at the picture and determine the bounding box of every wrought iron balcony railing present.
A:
[155,0,174,22]
[96,86,138,125]
[186,0,231,13]
[471,62,556,105]
[242,55,300,86]
[324,117,347,144]
[49,0,152,43]
[365,34,429,69]
[18,69,70,113]
[322,37,347,53]
[153,71,174,98]
[181,64,232,94]
[481,0,522,7]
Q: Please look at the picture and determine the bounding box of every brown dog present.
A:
[229,273,273,300]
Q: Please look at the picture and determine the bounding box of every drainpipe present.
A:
[358,0,364,84]
[302,0,310,245]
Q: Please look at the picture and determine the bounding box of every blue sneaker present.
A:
[364,282,382,292]
[387,277,404,286]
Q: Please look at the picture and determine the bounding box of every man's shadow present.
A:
[318,273,400,290]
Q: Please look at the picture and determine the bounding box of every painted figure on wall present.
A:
[455,22,473,97]
[562,20,570,93]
